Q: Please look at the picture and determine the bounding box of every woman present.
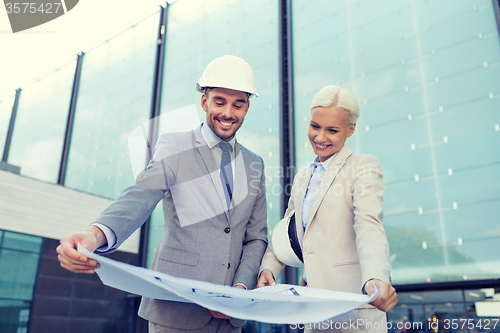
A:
[258,85,397,332]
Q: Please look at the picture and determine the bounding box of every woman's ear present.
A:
[347,123,356,137]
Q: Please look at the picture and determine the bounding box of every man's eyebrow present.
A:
[212,95,247,103]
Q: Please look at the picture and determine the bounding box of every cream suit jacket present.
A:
[261,145,391,307]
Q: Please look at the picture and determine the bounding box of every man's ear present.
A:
[201,94,208,112]
[244,100,250,115]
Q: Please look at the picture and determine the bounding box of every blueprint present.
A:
[78,244,378,324]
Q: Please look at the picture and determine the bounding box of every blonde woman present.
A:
[258,85,397,332]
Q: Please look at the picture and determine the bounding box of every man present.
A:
[57,55,268,333]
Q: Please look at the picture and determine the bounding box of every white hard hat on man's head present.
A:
[196,55,258,98]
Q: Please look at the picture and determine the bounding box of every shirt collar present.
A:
[310,153,336,172]
[201,123,236,150]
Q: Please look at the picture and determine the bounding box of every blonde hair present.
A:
[309,85,359,124]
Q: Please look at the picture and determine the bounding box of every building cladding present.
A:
[0,0,499,332]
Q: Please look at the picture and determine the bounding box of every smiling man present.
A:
[56,55,268,333]
[202,87,249,142]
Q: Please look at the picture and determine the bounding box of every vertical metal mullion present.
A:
[138,3,168,270]
[422,304,428,333]
[493,0,500,36]
[462,289,471,333]
[148,4,168,154]
[280,0,296,201]
[58,52,84,185]
[285,0,295,182]
[2,88,21,162]
[279,0,296,296]
[135,5,169,333]
[279,2,299,332]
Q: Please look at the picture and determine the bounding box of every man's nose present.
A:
[220,104,234,118]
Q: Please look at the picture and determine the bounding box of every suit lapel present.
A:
[304,146,353,234]
[193,127,229,222]
[295,167,311,248]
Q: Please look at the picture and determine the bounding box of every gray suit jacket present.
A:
[95,125,268,329]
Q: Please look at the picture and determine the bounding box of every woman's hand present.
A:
[257,269,276,288]
[365,279,398,312]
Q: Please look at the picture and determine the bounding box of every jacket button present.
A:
[224,227,230,233]
[227,263,231,269]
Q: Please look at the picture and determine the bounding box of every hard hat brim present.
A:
[270,211,304,268]
[196,82,258,98]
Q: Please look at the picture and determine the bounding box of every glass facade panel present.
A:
[2,232,43,252]
[292,0,500,284]
[0,249,40,300]
[149,0,280,263]
[0,94,15,159]
[465,289,500,333]
[390,289,500,333]
[64,11,160,199]
[6,60,75,183]
[0,231,42,333]
[0,300,31,333]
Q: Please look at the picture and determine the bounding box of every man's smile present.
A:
[217,118,236,129]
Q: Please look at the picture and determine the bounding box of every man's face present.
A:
[201,87,250,142]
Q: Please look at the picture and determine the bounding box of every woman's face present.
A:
[308,106,356,162]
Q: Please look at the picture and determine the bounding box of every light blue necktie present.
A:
[301,162,325,283]
[302,163,325,230]
[219,142,233,208]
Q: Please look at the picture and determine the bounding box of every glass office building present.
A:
[1,0,499,332]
